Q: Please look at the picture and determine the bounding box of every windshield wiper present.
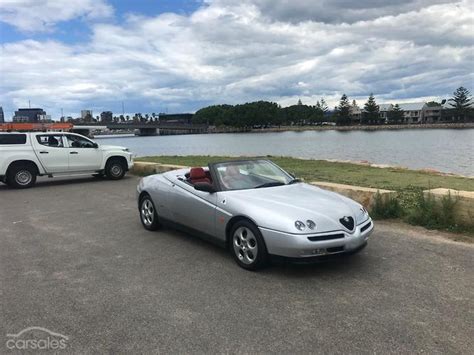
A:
[288,178,301,185]
[255,182,286,189]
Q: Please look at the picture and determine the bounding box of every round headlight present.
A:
[306,220,316,230]
[295,220,306,231]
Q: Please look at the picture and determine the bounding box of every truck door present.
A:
[64,134,103,171]
[33,134,69,173]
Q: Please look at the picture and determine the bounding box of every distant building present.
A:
[0,107,4,123]
[422,104,442,123]
[158,113,194,124]
[378,103,393,123]
[397,103,424,124]
[81,110,93,119]
[100,111,113,123]
[349,101,362,123]
[38,114,52,122]
[13,108,47,123]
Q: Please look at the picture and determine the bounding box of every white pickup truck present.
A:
[0,132,134,188]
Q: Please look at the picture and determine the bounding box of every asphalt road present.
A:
[1,176,473,354]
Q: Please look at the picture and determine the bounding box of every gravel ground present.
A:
[1,175,473,354]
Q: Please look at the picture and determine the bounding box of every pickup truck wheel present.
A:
[105,158,126,180]
[7,164,37,189]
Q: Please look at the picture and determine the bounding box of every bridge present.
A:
[72,122,209,136]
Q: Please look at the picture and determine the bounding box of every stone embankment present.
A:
[253,122,474,132]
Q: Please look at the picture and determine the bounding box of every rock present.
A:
[311,181,396,211]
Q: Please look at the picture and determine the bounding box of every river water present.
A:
[96,128,474,176]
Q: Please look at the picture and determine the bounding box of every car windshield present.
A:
[214,160,293,191]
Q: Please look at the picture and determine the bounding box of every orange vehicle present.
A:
[0,122,73,132]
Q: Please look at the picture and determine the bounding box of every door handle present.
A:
[39,151,49,154]
[70,151,78,155]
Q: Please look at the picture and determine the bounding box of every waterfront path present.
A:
[1,176,473,353]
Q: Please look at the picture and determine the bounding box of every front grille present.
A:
[308,233,345,242]
[360,221,372,233]
[339,216,355,231]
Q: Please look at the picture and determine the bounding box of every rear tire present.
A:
[105,158,126,180]
[230,220,268,271]
[6,163,37,189]
[139,195,161,231]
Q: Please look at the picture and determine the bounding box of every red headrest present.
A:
[190,167,206,179]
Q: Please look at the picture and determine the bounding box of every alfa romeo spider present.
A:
[137,159,373,270]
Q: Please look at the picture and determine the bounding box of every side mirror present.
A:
[194,182,216,193]
[92,143,99,148]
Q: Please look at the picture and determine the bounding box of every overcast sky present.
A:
[0,0,472,118]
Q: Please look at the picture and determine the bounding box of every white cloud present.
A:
[0,0,472,117]
[0,0,113,32]
[208,0,457,24]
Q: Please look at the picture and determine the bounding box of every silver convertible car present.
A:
[137,159,373,270]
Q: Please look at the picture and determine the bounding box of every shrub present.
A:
[371,192,403,219]
[406,191,458,230]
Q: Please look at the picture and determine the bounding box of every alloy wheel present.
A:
[233,226,258,265]
[141,199,154,226]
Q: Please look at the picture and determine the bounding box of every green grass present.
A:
[136,155,474,236]
[137,155,474,192]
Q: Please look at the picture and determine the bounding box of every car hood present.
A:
[100,144,128,151]
[220,183,367,234]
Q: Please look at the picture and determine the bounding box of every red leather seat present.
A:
[189,167,211,184]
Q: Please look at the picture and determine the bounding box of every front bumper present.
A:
[259,218,373,259]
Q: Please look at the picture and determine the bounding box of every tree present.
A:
[313,101,326,125]
[363,94,380,125]
[335,94,351,125]
[388,104,404,124]
[319,98,329,113]
[100,111,113,123]
[283,103,320,126]
[193,104,234,126]
[84,113,93,122]
[449,86,472,122]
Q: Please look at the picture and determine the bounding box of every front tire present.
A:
[105,158,126,180]
[6,163,37,189]
[139,195,161,231]
[230,220,268,270]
